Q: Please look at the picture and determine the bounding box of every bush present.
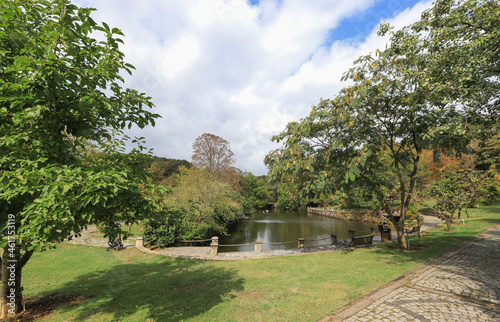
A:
[143,207,186,248]
[239,172,270,211]
[164,167,246,240]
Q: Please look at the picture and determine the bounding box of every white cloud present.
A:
[73,0,433,175]
[160,35,201,79]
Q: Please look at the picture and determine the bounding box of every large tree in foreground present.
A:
[266,0,498,249]
[0,0,162,317]
[266,50,442,249]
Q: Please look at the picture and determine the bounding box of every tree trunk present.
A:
[456,209,462,224]
[445,216,451,231]
[0,244,23,319]
[378,195,408,249]
[394,218,407,249]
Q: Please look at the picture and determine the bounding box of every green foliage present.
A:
[477,170,500,205]
[390,0,499,138]
[408,0,498,103]
[276,181,299,210]
[480,182,500,205]
[143,207,187,248]
[0,0,161,250]
[239,172,269,210]
[476,132,500,171]
[164,167,245,240]
[428,167,488,229]
[0,0,162,313]
[265,0,499,248]
[148,157,192,187]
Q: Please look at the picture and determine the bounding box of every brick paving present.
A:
[321,224,500,322]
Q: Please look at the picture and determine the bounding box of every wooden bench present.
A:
[405,224,422,239]
[405,226,419,235]
[349,234,374,247]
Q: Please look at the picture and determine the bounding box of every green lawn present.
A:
[19,202,500,321]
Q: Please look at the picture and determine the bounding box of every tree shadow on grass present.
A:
[368,200,500,264]
[370,217,500,264]
[38,256,244,321]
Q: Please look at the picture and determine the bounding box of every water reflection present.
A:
[219,209,375,252]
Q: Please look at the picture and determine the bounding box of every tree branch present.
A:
[17,249,34,270]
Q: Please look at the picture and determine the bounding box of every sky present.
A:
[73,0,433,176]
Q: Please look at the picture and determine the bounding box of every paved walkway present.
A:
[320,223,500,322]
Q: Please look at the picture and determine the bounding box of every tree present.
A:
[192,133,235,175]
[0,0,162,317]
[390,0,499,135]
[429,167,486,230]
[164,167,245,240]
[239,172,269,210]
[476,132,500,171]
[266,0,498,249]
[275,177,301,210]
[266,50,437,248]
[418,149,466,183]
[149,157,192,187]
[143,206,187,248]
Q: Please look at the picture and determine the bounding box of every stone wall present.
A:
[307,207,383,223]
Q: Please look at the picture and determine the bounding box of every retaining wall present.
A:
[307,207,383,223]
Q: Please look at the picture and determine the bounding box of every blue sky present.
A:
[73,0,433,175]
[330,0,424,41]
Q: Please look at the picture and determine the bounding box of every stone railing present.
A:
[135,234,340,256]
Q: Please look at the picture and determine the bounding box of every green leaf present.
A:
[0,0,159,261]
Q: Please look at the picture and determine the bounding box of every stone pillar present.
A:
[210,236,219,255]
[330,234,337,244]
[297,238,305,249]
[135,237,144,248]
[255,240,262,252]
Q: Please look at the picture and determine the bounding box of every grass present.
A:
[19,201,500,321]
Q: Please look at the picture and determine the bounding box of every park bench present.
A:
[405,216,423,238]
[348,228,375,247]
[106,225,124,251]
[349,235,374,247]
[405,226,419,235]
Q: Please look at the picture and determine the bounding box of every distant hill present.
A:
[149,156,192,186]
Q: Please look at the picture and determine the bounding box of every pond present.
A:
[218,209,377,252]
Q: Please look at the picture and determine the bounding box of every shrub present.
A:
[143,207,186,248]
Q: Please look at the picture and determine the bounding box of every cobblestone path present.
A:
[322,224,500,321]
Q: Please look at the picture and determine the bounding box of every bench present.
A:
[348,228,375,247]
[106,225,124,251]
[405,226,419,235]
[349,235,374,247]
